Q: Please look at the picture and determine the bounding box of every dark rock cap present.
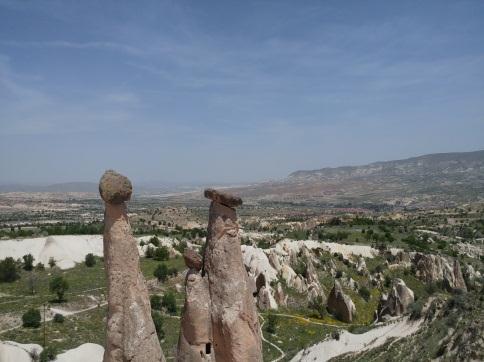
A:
[99,170,132,204]
[204,188,242,208]
[183,248,203,271]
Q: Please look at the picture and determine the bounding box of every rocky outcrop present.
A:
[184,248,203,271]
[450,259,467,292]
[356,257,367,275]
[378,278,414,318]
[327,280,356,323]
[413,253,467,292]
[179,189,262,362]
[177,267,213,361]
[100,170,165,362]
[274,282,287,307]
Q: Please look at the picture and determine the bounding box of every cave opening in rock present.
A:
[205,343,211,355]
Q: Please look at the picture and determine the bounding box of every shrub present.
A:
[48,257,56,268]
[335,270,343,279]
[36,262,45,271]
[85,253,96,267]
[154,263,169,282]
[145,246,155,258]
[308,295,326,318]
[150,295,162,310]
[23,254,35,271]
[22,308,41,328]
[152,311,165,340]
[139,241,145,247]
[0,257,19,283]
[39,346,57,362]
[174,240,187,254]
[409,300,423,320]
[154,246,170,261]
[162,292,177,315]
[49,275,69,302]
[359,286,371,302]
[53,313,65,323]
[149,236,160,247]
[384,275,392,288]
[266,312,278,334]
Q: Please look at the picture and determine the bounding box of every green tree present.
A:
[162,292,177,315]
[151,311,165,340]
[266,312,278,334]
[22,308,41,328]
[50,275,69,302]
[149,236,160,247]
[154,246,170,261]
[150,295,162,310]
[40,346,57,362]
[48,257,56,268]
[53,313,65,323]
[154,263,169,282]
[0,257,19,283]
[145,246,155,258]
[23,254,35,271]
[85,253,96,267]
[359,286,371,302]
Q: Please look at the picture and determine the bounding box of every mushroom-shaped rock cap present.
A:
[204,188,242,208]
[99,170,132,204]
[183,248,203,271]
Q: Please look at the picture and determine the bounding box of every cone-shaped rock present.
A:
[204,189,262,361]
[100,170,165,362]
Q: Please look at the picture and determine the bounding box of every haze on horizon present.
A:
[1,0,483,185]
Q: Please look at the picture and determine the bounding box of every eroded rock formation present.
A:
[378,278,414,318]
[177,249,213,361]
[327,280,356,323]
[413,253,467,292]
[178,189,262,362]
[100,170,165,362]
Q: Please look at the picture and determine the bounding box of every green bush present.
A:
[359,286,371,302]
[162,292,177,315]
[409,300,423,320]
[0,257,19,283]
[50,275,69,302]
[145,246,155,258]
[53,313,65,323]
[152,311,165,340]
[23,254,35,271]
[154,263,169,282]
[150,295,162,310]
[48,257,56,268]
[85,253,96,267]
[174,240,188,254]
[149,236,160,247]
[266,312,278,334]
[36,262,45,271]
[22,308,41,328]
[154,246,170,261]
[39,346,57,362]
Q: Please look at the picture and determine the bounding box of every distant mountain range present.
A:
[0,182,98,193]
[2,150,483,208]
[227,150,484,208]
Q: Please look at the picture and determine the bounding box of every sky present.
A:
[0,0,483,184]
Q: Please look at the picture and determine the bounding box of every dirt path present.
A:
[0,300,107,334]
[259,314,286,362]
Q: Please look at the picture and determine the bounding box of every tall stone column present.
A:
[99,170,165,362]
[203,189,263,362]
[177,249,214,361]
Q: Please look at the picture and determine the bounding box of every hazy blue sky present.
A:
[1,0,483,184]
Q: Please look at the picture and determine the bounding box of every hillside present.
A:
[226,150,484,208]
